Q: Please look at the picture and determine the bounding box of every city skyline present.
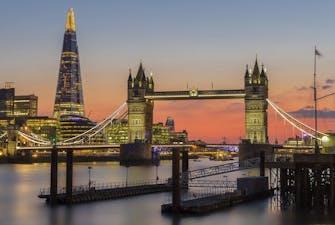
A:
[1,1,335,142]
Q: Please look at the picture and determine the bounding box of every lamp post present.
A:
[155,164,159,184]
[88,166,92,190]
[125,164,129,187]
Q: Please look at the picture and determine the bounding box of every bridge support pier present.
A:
[172,148,181,212]
[120,143,152,165]
[181,150,189,189]
[259,151,265,177]
[66,149,73,203]
[50,145,58,205]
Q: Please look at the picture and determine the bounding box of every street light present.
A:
[88,166,92,190]
[125,164,129,187]
[321,135,329,143]
[155,164,159,184]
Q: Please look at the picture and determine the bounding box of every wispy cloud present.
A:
[326,78,335,84]
[289,106,335,118]
[296,86,313,91]
[322,84,332,90]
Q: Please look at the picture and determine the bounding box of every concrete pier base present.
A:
[120,143,152,165]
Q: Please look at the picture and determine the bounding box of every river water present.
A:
[0,158,332,225]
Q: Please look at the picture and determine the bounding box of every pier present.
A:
[39,180,171,204]
[161,189,274,214]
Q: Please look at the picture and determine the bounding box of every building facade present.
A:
[0,84,38,118]
[105,117,188,145]
[0,85,14,118]
[53,8,85,119]
[14,95,38,117]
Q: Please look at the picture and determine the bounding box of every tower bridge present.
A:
[123,60,268,163]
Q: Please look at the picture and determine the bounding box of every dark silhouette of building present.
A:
[53,8,85,119]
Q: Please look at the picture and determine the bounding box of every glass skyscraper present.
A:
[53,8,85,119]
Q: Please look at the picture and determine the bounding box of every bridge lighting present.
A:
[51,137,57,144]
[321,136,329,143]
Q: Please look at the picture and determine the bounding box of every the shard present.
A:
[53,8,85,119]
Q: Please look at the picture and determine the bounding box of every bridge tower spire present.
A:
[244,58,269,143]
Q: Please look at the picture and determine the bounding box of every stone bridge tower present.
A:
[127,63,154,143]
[244,59,269,144]
[120,63,154,164]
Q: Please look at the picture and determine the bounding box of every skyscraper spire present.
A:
[65,8,76,32]
[53,8,85,119]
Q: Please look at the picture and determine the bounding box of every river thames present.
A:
[0,158,332,225]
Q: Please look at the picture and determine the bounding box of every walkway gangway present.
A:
[187,157,260,180]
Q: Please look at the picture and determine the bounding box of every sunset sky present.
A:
[1,0,335,143]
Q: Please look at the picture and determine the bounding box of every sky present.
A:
[1,0,335,143]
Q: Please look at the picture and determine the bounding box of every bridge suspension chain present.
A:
[0,131,7,139]
[267,99,327,140]
[16,102,127,146]
[17,131,51,145]
[61,102,127,144]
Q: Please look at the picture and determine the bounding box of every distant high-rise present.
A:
[53,8,85,119]
[165,116,175,131]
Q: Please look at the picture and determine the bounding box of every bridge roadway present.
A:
[144,89,245,100]
[16,143,238,151]
[16,144,194,151]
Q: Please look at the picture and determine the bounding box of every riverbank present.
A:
[0,154,200,164]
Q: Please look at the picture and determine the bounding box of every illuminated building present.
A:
[127,63,154,143]
[59,115,100,141]
[244,59,268,143]
[106,119,128,144]
[0,83,37,118]
[53,8,85,119]
[14,95,38,117]
[20,117,59,141]
[105,117,188,145]
[0,84,14,118]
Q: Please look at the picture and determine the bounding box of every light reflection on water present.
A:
[0,158,333,225]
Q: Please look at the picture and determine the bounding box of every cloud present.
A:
[326,78,335,84]
[289,106,335,118]
[322,84,332,90]
[296,86,313,91]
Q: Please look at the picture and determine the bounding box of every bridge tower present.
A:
[244,59,268,144]
[120,63,154,164]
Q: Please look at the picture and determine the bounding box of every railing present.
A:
[265,153,294,163]
[188,157,260,179]
[39,178,169,196]
[180,189,241,202]
[188,180,237,189]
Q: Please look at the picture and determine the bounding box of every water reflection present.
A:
[1,159,333,225]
